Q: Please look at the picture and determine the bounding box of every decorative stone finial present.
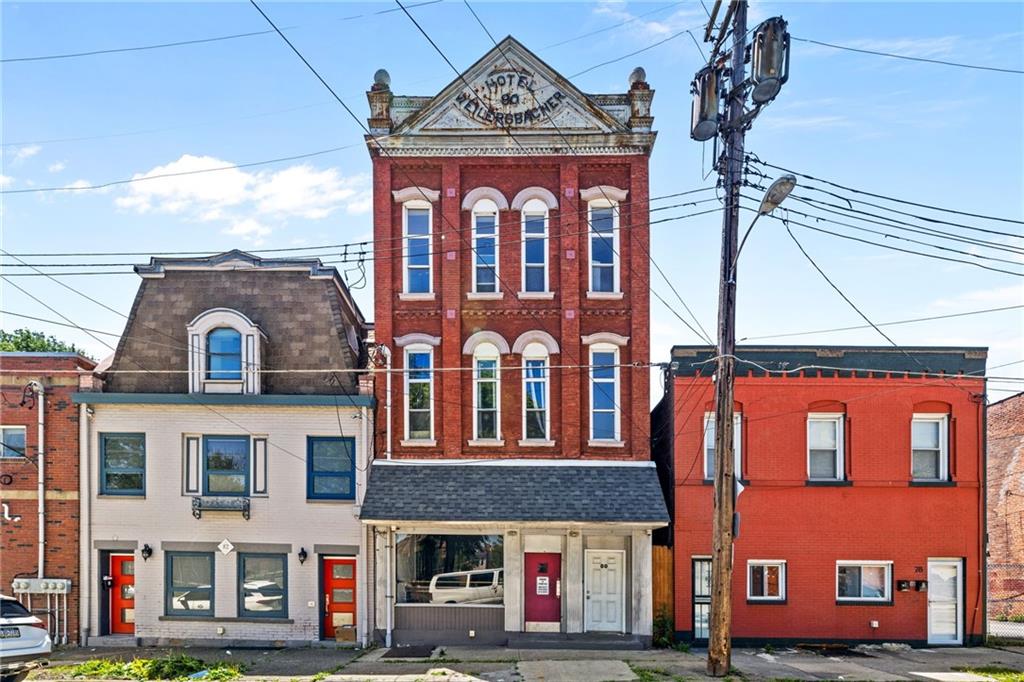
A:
[629,66,647,86]
[373,69,391,89]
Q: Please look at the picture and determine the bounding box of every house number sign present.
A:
[454,70,566,128]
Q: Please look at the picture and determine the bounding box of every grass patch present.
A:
[628,664,689,682]
[954,666,1024,682]
[43,654,244,680]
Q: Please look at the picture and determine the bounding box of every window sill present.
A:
[518,439,556,447]
[586,291,624,300]
[159,615,294,624]
[468,439,505,447]
[588,439,625,448]
[746,599,787,605]
[835,600,893,607]
[306,497,356,504]
[203,380,244,395]
[400,439,437,447]
[805,480,852,487]
[98,493,146,499]
[908,480,956,487]
[398,293,436,302]
[518,291,555,300]
[466,292,503,300]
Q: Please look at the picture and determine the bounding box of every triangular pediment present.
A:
[393,36,630,136]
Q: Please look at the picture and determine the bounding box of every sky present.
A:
[2,1,1022,402]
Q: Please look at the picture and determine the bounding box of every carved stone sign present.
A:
[453,69,567,128]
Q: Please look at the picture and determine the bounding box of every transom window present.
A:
[703,414,742,480]
[203,436,250,496]
[807,414,844,480]
[238,553,287,618]
[405,347,433,441]
[0,426,26,458]
[912,414,949,481]
[747,561,786,601]
[404,203,432,294]
[837,562,892,602]
[166,552,214,617]
[307,437,355,500]
[590,345,619,441]
[206,328,242,380]
[588,202,618,293]
[472,200,499,293]
[523,343,549,441]
[522,199,549,293]
[473,344,500,441]
[100,433,146,496]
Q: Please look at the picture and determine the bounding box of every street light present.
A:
[731,174,797,277]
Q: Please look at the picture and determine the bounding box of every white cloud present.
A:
[10,144,41,162]
[592,0,706,42]
[0,175,12,188]
[223,218,272,246]
[47,161,66,173]
[68,179,93,189]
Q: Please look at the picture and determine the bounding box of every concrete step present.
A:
[507,632,646,650]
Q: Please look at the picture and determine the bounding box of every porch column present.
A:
[565,531,584,633]
[503,530,522,632]
[630,530,653,636]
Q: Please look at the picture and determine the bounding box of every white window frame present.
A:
[587,199,620,294]
[521,342,551,444]
[520,198,549,294]
[703,413,742,480]
[589,343,620,442]
[807,413,845,481]
[836,561,893,602]
[186,307,264,395]
[472,343,501,442]
[747,560,786,601]
[403,200,433,295]
[0,425,27,458]
[471,199,499,294]
[403,344,434,443]
[911,413,949,481]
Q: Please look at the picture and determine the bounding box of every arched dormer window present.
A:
[187,308,265,395]
[471,198,499,295]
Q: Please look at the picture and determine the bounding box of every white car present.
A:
[429,569,503,604]
[0,595,51,682]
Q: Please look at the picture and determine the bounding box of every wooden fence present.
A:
[652,545,674,620]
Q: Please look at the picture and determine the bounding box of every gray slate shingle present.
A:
[360,464,669,524]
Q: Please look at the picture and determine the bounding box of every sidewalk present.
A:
[38,642,1024,681]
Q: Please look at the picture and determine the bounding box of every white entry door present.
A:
[585,550,625,632]
[927,559,963,645]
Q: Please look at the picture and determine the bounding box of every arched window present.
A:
[403,200,433,295]
[206,328,242,380]
[472,199,499,294]
[404,344,434,442]
[589,343,620,442]
[521,342,550,443]
[588,199,619,294]
[521,198,549,293]
[472,342,501,441]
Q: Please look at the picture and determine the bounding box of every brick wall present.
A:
[987,392,1024,620]
[1,353,95,644]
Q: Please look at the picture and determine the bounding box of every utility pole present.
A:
[708,0,747,676]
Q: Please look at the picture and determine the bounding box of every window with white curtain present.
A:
[703,413,742,480]
[807,413,844,480]
[912,414,949,480]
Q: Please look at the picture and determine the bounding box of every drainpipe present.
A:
[29,381,45,580]
[78,403,92,645]
[385,527,394,648]
[379,345,393,460]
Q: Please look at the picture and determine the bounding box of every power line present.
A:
[569,24,706,78]
[0,0,443,64]
[748,156,1024,228]
[738,303,1024,341]
[542,2,685,49]
[791,35,1024,75]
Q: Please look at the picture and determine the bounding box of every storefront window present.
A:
[395,534,504,606]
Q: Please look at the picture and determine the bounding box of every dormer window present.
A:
[206,328,243,380]
[187,308,265,395]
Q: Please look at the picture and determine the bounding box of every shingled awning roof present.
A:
[359,462,669,525]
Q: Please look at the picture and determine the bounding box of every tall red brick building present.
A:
[359,38,668,646]
[987,391,1024,625]
[1,352,97,645]
[653,345,988,646]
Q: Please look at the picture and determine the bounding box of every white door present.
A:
[928,559,963,645]
[585,550,625,632]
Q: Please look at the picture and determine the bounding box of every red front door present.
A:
[110,554,136,634]
[525,553,561,627]
[323,558,357,639]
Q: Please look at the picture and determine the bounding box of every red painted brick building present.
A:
[359,37,668,646]
[987,391,1024,624]
[1,352,97,645]
[652,345,987,646]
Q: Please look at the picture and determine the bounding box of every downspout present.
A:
[359,405,370,647]
[78,403,92,645]
[385,527,393,648]
[29,381,45,579]
[380,345,392,460]
[978,388,987,645]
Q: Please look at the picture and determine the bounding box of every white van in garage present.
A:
[428,569,503,604]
